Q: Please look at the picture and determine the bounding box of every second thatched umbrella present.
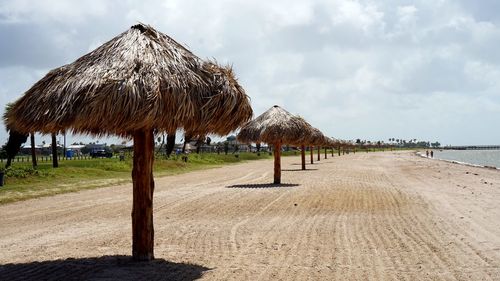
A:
[4,24,252,261]
[237,105,312,184]
[307,127,325,164]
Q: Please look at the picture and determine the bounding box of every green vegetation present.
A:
[0,147,406,204]
[0,152,272,204]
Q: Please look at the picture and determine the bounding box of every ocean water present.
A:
[429,149,500,168]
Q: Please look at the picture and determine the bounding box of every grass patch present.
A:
[0,152,272,204]
[0,148,405,204]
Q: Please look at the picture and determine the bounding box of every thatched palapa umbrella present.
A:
[329,137,337,156]
[293,116,314,171]
[237,105,311,184]
[4,23,252,261]
[307,127,325,164]
[329,137,337,157]
[324,137,334,159]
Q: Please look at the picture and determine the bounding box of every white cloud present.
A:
[395,5,418,33]
[0,0,108,24]
[0,0,499,145]
[464,61,500,89]
[326,0,384,33]
[264,1,315,29]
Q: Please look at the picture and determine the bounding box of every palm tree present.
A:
[5,130,28,168]
[182,134,191,153]
[51,133,58,168]
[165,133,176,157]
[30,133,37,168]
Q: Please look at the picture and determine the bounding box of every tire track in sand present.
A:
[229,191,289,253]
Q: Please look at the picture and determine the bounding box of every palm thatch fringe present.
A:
[4,23,252,137]
[305,127,327,146]
[237,105,313,145]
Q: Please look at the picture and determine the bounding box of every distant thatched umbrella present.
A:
[316,135,326,162]
[336,139,345,156]
[293,116,315,170]
[328,137,338,157]
[237,105,311,184]
[340,140,353,155]
[329,138,342,156]
[4,23,252,261]
[324,137,334,159]
[306,127,325,164]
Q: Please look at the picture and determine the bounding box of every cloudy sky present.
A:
[1,0,499,146]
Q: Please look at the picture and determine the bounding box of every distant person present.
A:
[430,150,434,158]
[426,150,429,157]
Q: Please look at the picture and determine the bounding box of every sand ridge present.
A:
[0,151,499,280]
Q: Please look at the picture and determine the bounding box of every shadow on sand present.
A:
[281,168,318,171]
[291,162,324,166]
[227,183,300,189]
[0,255,210,281]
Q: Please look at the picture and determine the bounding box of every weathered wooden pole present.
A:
[301,145,306,170]
[324,147,327,159]
[310,146,314,164]
[273,142,282,184]
[338,145,341,156]
[317,146,321,161]
[132,129,155,261]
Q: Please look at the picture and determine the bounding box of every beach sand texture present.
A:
[0,151,499,280]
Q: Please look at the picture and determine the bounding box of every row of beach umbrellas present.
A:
[3,24,356,262]
[237,105,345,184]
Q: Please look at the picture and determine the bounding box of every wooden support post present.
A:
[317,146,321,161]
[310,146,314,164]
[301,145,306,170]
[273,143,281,184]
[132,129,155,261]
[324,147,327,159]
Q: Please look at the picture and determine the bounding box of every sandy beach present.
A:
[0,151,499,280]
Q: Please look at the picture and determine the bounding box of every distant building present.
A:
[20,143,62,155]
[67,144,85,156]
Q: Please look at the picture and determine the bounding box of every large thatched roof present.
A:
[237,105,312,145]
[4,23,252,136]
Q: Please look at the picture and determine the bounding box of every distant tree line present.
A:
[386,138,440,148]
[352,138,440,149]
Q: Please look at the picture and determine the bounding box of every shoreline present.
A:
[415,150,500,171]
